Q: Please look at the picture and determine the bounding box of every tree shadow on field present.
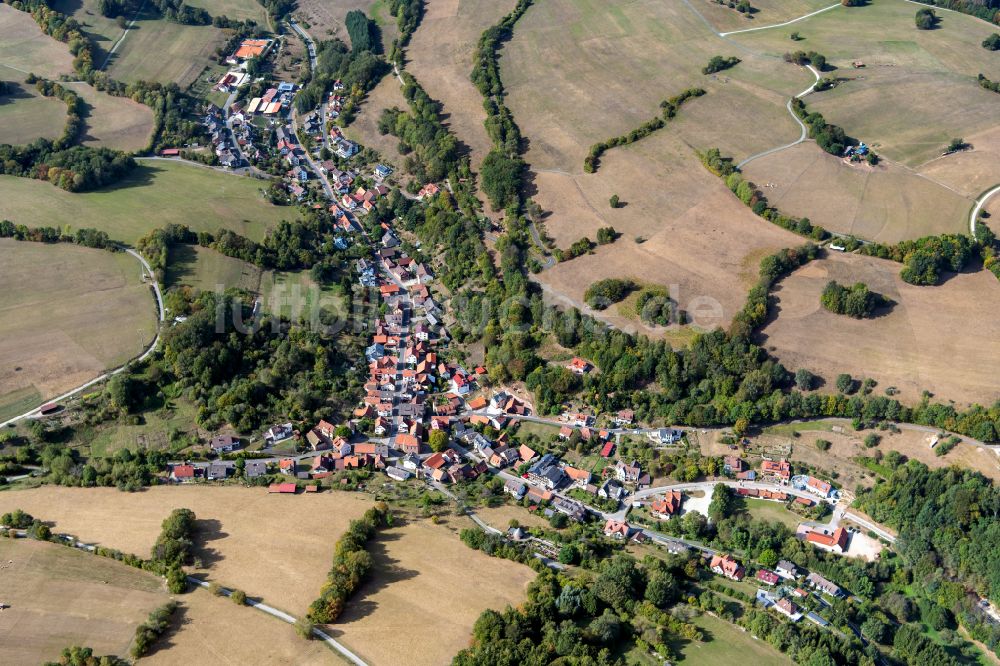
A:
[98,163,160,192]
[164,244,200,288]
[193,518,227,569]
[0,83,33,106]
[141,602,189,657]
[332,528,418,624]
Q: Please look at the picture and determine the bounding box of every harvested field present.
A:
[742,143,971,242]
[142,587,333,666]
[407,0,518,172]
[0,161,289,244]
[759,252,1000,407]
[186,0,269,23]
[346,73,410,167]
[166,244,262,293]
[65,81,155,152]
[696,0,834,33]
[0,486,374,616]
[0,4,74,78]
[918,125,1000,199]
[329,516,535,666]
[295,0,384,42]
[0,240,157,416]
[531,132,801,335]
[494,0,810,333]
[0,538,167,665]
[106,12,222,87]
[0,66,67,145]
[731,0,1000,167]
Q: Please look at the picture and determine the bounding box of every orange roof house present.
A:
[467,396,487,410]
[805,527,849,553]
[233,39,271,60]
[710,554,745,581]
[761,459,791,481]
[650,490,683,519]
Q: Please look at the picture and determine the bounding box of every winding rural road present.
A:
[737,64,821,169]
[0,248,163,429]
[970,184,1000,234]
[186,578,368,666]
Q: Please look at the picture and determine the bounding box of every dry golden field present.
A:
[0,486,374,617]
[0,240,158,416]
[141,587,335,665]
[0,538,167,665]
[758,252,1000,408]
[328,515,535,666]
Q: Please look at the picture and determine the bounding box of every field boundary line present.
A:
[718,3,841,37]
[186,578,369,666]
[0,248,162,429]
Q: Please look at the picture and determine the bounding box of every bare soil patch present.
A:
[0,485,374,616]
[758,252,1000,407]
[0,240,157,411]
[0,538,167,665]
[329,515,535,666]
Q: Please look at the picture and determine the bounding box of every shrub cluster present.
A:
[584,278,635,310]
[820,280,887,318]
[790,98,851,156]
[702,55,741,74]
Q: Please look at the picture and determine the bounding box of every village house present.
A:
[650,490,683,519]
[774,598,802,622]
[527,454,567,490]
[599,479,626,502]
[564,466,592,488]
[268,482,297,494]
[615,409,634,426]
[614,460,643,484]
[552,497,587,522]
[209,434,241,454]
[603,519,632,540]
[723,456,744,474]
[710,554,745,581]
[806,572,845,598]
[504,478,527,499]
[526,486,553,504]
[170,464,197,482]
[806,476,833,498]
[567,357,591,375]
[245,460,268,478]
[804,526,849,554]
[206,461,233,481]
[387,466,412,482]
[647,428,684,445]
[761,459,792,483]
[776,560,799,580]
[756,569,780,586]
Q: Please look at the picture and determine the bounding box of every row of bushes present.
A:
[32,78,83,150]
[730,243,820,340]
[0,220,115,250]
[385,0,424,64]
[307,503,390,623]
[703,55,740,74]
[790,97,853,156]
[701,149,828,240]
[584,88,705,173]
[131,602,179,658]
[584,278,636,310]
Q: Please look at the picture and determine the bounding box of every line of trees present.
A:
[584,88,705,173]
[790,98,852,156]
[131,601,179,658]
[307,503,390,623]
[820,280,888,318]
[385,0,424,64]
[471,0,533,209]
[700,148,828,240]
[378,72,461,183]
[784,49,828,71]
[0,220,115,250]
[860,232,980,285]
[32,78,83,149]
[978,73,1000,94]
